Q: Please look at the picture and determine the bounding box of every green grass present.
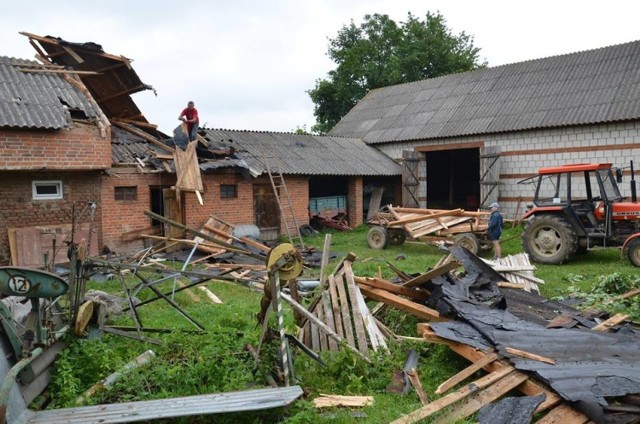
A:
[45,224,639,422]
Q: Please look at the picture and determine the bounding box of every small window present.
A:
[115,186,137,201]
[32,181,63,200]
[220,184,237,199]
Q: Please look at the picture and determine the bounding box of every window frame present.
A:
[32,180,63,200]
[220,184,238,199]
[114,186,138,201]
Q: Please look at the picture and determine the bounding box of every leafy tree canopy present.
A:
[308,12,486,134]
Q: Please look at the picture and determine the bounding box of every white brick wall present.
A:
[375,121,640,219]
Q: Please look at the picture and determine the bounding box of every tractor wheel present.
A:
[387,228,407,246]
[522,215,578,264]
[367,226,388,250]
[626,237,640,267]
[453,233,480,255]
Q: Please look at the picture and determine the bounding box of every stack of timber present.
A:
[370,205,489,239]
[300,260,387,357]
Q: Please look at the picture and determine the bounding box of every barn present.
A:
[329,40,640,221]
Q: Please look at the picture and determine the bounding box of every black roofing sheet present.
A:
[330,40,640,143]
[200,128,401,176]
[0,56,99,129]
[427,248,640,423]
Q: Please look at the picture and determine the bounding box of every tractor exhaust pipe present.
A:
[631,160,637,203]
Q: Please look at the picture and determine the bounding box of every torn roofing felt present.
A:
[428,246,640,423]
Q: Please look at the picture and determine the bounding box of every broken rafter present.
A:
[96,85,147,103]
[111,121,175,154]
[112,118,157,129]
[21,31,133,64]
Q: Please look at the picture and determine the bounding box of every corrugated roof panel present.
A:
[330,40,640,143]
[0,56,99,129]
[200,129,400,176]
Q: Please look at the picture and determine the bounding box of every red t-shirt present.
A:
[180,107,199,124]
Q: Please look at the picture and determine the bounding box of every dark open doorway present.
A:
[426,148,480,210]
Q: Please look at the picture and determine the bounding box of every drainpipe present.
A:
[0,347,43,424]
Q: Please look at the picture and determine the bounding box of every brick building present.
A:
[0,56,110,266]
[329,40,640,221]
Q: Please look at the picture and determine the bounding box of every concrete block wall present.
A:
[0,171,102,265]
[376,121,640,220]
[0,123,111,170]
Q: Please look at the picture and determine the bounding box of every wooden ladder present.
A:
[261,151,304,248]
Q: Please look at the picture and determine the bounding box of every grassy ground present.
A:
[46,224,639,422]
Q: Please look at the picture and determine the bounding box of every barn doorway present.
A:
[425,148,480,210]
[253,183,280,241]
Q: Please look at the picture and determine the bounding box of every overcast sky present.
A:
[2,1,640,135]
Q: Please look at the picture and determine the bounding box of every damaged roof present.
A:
[201,128,401,176]
[22,32,154,125]
[330,40,640,144]
[111,126,166,170]
[0,56,99,129]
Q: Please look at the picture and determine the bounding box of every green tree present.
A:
[308,12,485,134]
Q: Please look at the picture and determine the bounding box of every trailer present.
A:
[366,205,492,254]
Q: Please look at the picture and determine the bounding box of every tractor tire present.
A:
[626,237,640,267]
[453,233,480,255]
[387,228,407,246]
[522,215,578,264]
[367,226,388,250]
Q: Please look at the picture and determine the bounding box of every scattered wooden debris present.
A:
[484,253,543,293]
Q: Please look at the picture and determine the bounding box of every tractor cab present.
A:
[519,162,640,266]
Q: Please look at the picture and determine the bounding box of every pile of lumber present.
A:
[369,205,489,239]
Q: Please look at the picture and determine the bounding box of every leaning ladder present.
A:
[262,152,304,248]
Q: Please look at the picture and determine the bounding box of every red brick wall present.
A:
[183,173,310,231]
[100,171,176,253]
[0,123,111,170]
[348,176,364,227]
[100,171,311,256]
[0,171,102,265]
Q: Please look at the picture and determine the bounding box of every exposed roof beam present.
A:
[95,85,147,103]
[20,32,133,65]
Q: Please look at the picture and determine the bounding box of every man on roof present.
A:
[178,101,199,142]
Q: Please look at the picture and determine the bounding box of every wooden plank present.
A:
[355,276,431,301]
[310,320,320,351]
[280,293,369,361]
[591,313,629,331]
[435,352,500,394]
[406,368,429,406]
[536,403,592,424]
[402,261,461,288]
[120,225,162,241]
[504,347,556,365]
[387,208,464,226]
[239,236,270,252]
[322,291,338,351]
[328,275,345,339]
[319,233,332,284]
[316,301,328,351]
[313,394,374,408]
[110,120,176,153]
[198,286,223,304]
[343,262,369,355]
[432,371,529,424]
[7,228,17,266]
[173,141,203,192]
[334,273,356,349]
[389,367,516,424]
[352,280,387,352]
[176,280,200,303]
[359,286,444,321]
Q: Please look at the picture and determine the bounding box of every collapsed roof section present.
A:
[201,128,402,177]
[0,56,100,129]
[21,32,155,128]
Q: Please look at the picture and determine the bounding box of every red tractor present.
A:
[520,162,640,266]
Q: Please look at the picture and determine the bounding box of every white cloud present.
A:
[2,0,640,134]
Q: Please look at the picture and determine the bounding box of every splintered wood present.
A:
[301,260,387,357]
[173,140,203,194]
[370,205,489,239]
[488,253,543,293]
[194,215,235,255]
